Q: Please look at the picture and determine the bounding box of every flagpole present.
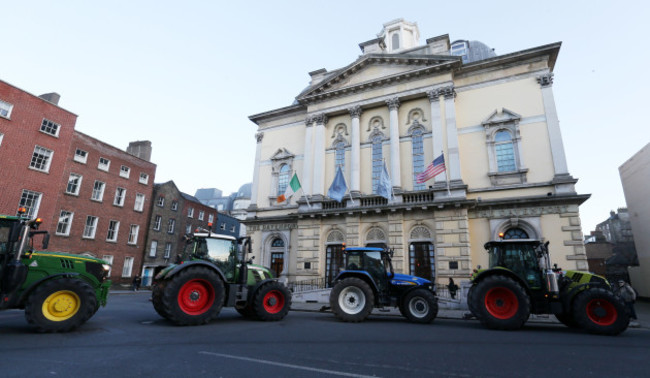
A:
[443,150,451,196]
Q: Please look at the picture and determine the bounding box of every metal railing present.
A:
[288,277,329,293]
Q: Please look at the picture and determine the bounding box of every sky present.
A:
[2,1,649,234]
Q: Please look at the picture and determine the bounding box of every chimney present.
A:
[127,140,152,161]
[38,93,61,105]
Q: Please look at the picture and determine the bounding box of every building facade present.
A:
[244,19,589,286]
[620,142,650,298]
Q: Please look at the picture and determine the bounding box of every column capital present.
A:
[255,132,264,143]
[442,85,456,99]
[386,98,400,110]
[428,85,455,102]
[313,113,328,125]
[304,116,314,126]
[537,72,554,87]
[348,105,363,118]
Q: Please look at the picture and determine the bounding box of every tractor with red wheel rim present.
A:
[152,231,291,325]
[467,238,629,335]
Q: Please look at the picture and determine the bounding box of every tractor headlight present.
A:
[103,264,111,271]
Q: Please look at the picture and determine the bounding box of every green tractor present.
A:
[467,238,629,335]
[0,209,111,332]
[152,229,291,325]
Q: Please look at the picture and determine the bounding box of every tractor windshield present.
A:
[488,243,542,288]
[0,220,17,255]
[194,237,238,281]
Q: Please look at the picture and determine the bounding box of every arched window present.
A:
[335,141,345,171]
[392,33,400,50]
[495,130,516,172]
[411,128,425,190]
[277,164,290,195]
[372,135,383,194]
[271,238,284,247]
[503,228,529,239]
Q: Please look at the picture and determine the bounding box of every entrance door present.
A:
[271,252,284,278]
[410,242,435,280]
[326,244,345,287]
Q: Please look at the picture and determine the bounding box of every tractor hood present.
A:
[26,250,109,265]
[391,273,431,286]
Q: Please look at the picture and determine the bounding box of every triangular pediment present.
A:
[481,108,522,126]
[270,148,294,161]
[297,54,460,103]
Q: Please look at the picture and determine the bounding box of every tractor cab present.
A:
[344,247,393,291]
[484,239,545,289]
[188,233,240,282]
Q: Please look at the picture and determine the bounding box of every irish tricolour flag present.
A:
[277,173,301,203]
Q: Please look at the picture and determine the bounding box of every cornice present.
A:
[249,103,306,125]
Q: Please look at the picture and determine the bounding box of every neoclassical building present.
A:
[245,19,589,286]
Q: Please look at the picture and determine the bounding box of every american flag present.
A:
[416,154,446,184]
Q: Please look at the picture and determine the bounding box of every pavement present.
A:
[112,289,649,329]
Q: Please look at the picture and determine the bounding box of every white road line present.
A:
[199,351,379,378]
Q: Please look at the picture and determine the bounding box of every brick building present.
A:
[142,181,217,286]
[0,79,157,286]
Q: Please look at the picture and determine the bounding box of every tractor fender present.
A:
[332,271,380,296]
[559,281,611,312]
[159,260,227,284]
[16,272,82,307]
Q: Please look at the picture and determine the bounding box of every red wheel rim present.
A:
[263,290,285,314]
[586,298,617,326]
[485,287,519,319]
[177,279,215,315]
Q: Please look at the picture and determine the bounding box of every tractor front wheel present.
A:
[472,275,530,330]
[161,266,224,326]
[25,278,97,332]
[329,277,375,322]
[253,281,291,321]
[572,287,629,335]
[402,289,438,324]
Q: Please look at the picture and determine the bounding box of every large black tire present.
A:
[402,289,438,324]
[554,312,579,328]
[236,305,257,319]
[571,287,629,335]
[161,266,225,326]
[25,278,97,333]
[467,284,478,317]
[329,277,375,322]
[252,281,291,321]
[151,280,169,319]
[472,275,530,330]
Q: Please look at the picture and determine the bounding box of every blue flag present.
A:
[328,166,348,202]
[377,161,392,201]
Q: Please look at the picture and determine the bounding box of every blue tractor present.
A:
[329,247,438,323]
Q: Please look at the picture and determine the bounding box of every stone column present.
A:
[386,98,402,190]
[250,132,264,208]
[302,117,314,196]
[442,86,462,182]
[427,89,445,185]
[311,113,328,197]
[537,73,569,176]
[348,106,362,195]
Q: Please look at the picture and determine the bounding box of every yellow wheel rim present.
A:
[42,290,81,321]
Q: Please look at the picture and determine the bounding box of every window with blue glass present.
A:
[411,128,425,190]
[372,135,383,193]
[278,164,290,195]
[495,130,516,172]
[335,141,345,171]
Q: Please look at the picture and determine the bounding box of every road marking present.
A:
[199,351,379,377]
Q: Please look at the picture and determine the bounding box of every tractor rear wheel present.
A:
[572,287,629,335]
[473,275,530,330]
[329,277,375,322]
[253,281,291,321]
[161,266,224,326]
[402,289,438,324]
[151,279,169,319]
[25,278,97,332]
[467,284,478,317]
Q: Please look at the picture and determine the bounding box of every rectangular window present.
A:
[149,240,158,257]
[134,193,145,212]
[120,165,130,179]
[98,157,110,171]
[102,255,113,277]
[171,201,178,211]
[153,215,162,231]
[55,211,74,236]
[164,243,172,259]
[66,173,82,195]
[208,214,214,223]
[198,211,204,221]
[91,181,105,201]
[139,172,149,184]
[107,220,120,242]
[114,187,126,207]
[30,145,53,172]
[122,257,134,277]
[0,99,13,118]
[157,196,165,207]
[188,208,194,218]
[230,225,235,233]
[220,223,226,230]
[19,189,42,218]
[167,219,175,234]
[40,118,60,137]
[186,224,192,234]
[128,225,139,245]
[74,148,88,164]
[83,216,98,239]
[0,133,4,148]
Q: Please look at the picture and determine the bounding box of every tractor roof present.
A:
[192,232,236,241]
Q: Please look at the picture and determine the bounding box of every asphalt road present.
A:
[1,292,648,378]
